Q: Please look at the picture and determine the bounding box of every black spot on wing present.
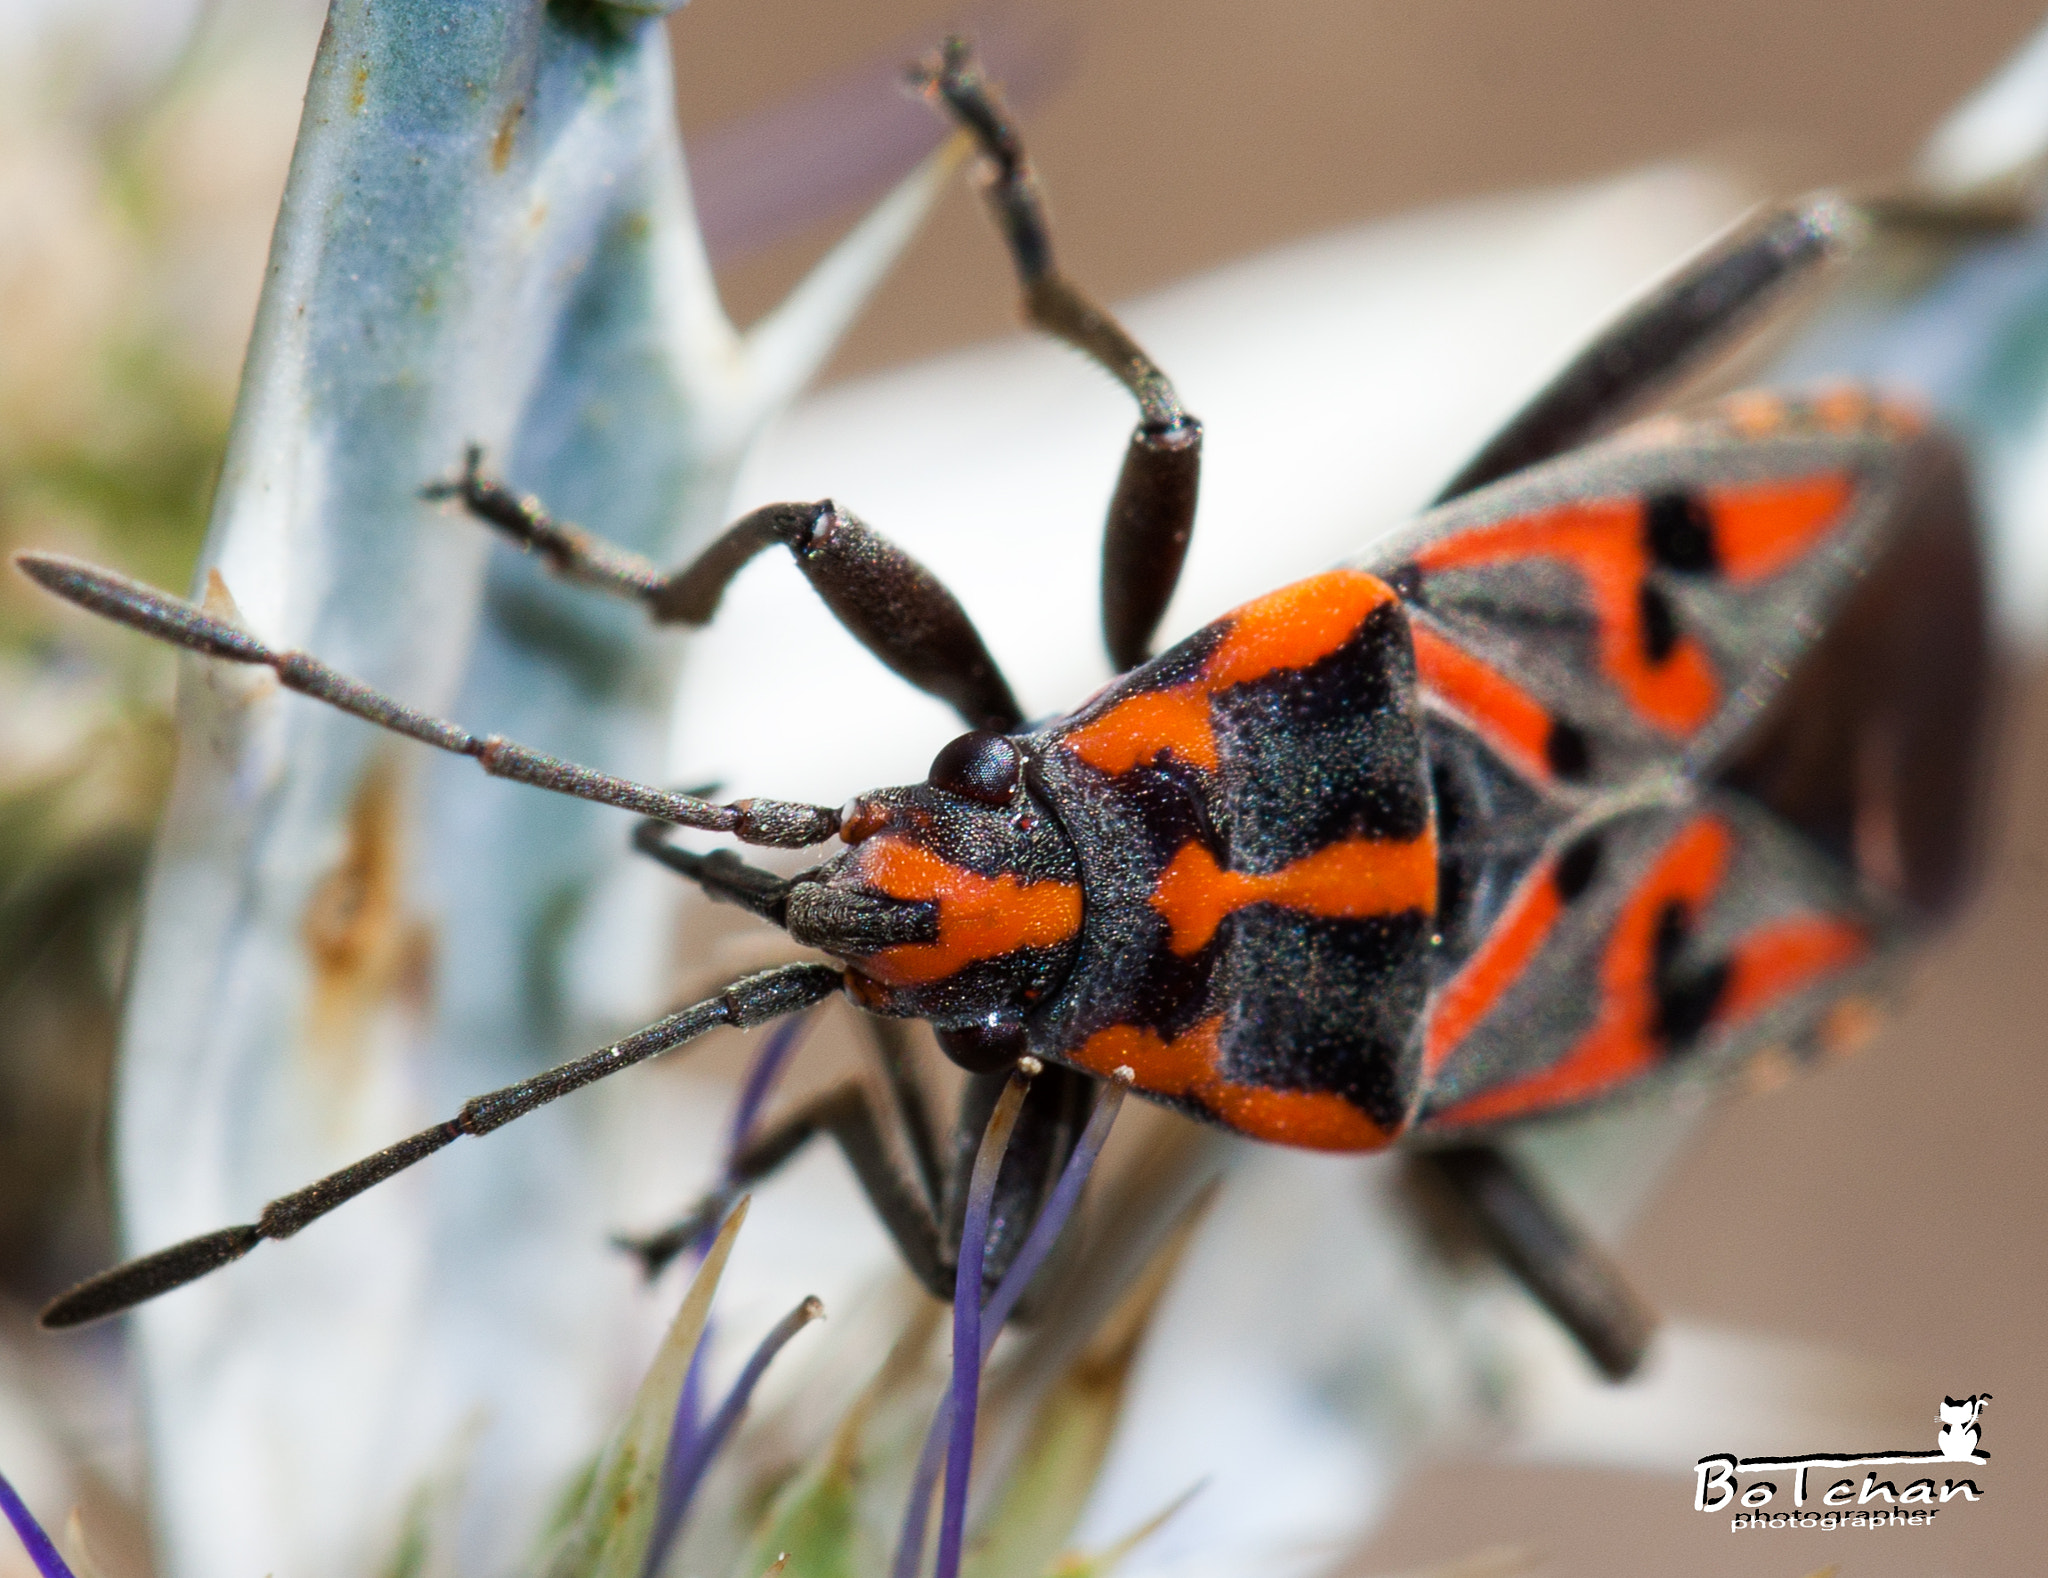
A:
[1210,599,1430,870]
[1638,580,1680,665]
[1545,717,1592,780]
[1554,832,1603,903]
[1644,489,1718,574]
[1428,709,1542,848]
[1651,898,1730,1050]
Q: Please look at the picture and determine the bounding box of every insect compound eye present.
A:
[936,1013,1030,1073]
[927,730,1022,805]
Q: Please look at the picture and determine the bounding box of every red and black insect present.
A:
[19,42,1989,1379]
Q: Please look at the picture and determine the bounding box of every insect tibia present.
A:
[420,444,664,600]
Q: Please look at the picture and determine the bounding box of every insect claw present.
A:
[609,1228,687,1281]
[416,443,486,504]
[610,1193,728,1281]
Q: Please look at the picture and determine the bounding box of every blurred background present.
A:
[1,1,2042,1575]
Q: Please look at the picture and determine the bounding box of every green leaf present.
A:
[540,1200,750,1578]
[737,1459,858,1578]
[728,1339,895,1578]
[962,1375,1121,1578]
[962,1193,1211,1578]
[1035,1483,1205,1578]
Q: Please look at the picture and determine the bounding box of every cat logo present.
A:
[1937,1393,1992,1461]
[1695,1395,1991,1525]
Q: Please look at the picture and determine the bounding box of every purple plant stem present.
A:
[668,1015,813,1483]
[674,1334,711,1484]
[933,1068,1034,1578]
[642,1295,824,1578]
[978,1076,1128,1345]
[892,1394,953,1578]
[890,1073,1127,1578]
[726,1014,810,1166]
[0,1472,76,1578]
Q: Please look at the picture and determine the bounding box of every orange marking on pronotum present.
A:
[1069,1018,1220,1100]
[1064,687,1218,774]
[1433,815,1732,1126]
[1150,834,1438,956]
[1410,622,1557,785]
[854,838,1082,987]
[1205,1083,1391,1151]
[1415,503,1718,736]
[1705,474,1855,584]
[1061,570,1400,777]
[1072,1017,1391,1151]
[1204,569,1398,688]
[1422,857,1565,1078]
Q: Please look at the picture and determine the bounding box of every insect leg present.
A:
[620,1081,952,1298]
[916,39,1203,672]
[620,1008,947,1288]
[13,553,841,848]
[426,453,1021,731]
[1416,1142,1658,1380]
[421,447,672,603]
[1435,196,1855,503]
[632,819,797,924]
[867,1014,948,1211]
[38,962,843,1328]
[630,821,939,962]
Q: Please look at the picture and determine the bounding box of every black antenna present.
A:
[13,553,842,849]
[39,963,842,1328]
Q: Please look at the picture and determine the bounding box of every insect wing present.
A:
[1376,393,1934,790]
[1368,389,1980,1129]
[1414,791,1900,1134]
